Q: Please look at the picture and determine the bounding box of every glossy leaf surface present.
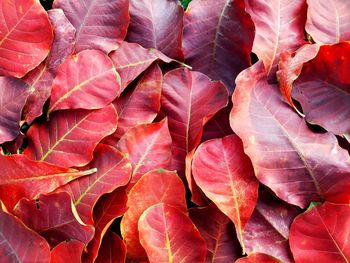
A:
[139,203,207,263]
[50,240,85,263]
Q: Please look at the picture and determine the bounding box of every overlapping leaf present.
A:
[0,77,29,144]
[24,105,118,167]
[13,192,94,247]
[126,0,184,59]
[95,231,127,263]
[53,0,129,53]
[121,170,186,259]
[0,0,53,77]
[230,62,350,208]
[51,240,85,263]
[235,253,281,263]
[48,50,121,114]
[183,0,254,92]
[138,203,207,263]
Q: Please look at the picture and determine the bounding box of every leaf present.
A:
[2,132,25,154]
[0,154,96,210]
[53,0,129,53]
[48,50,121,114]
[50,240,85,263]
[121,169,187,259]
[22,8,76,124]
[111,63,163,140]
[57,144,131,225]
[83,188,128,263]
[0,77,29,144]
[126,0,184,59]
[109,41,172,90]
[183,0,254,92]
[290,202,350,262]
[138,203,207,263]
[192,135,259,247]
[230,62,350,208]
[13,192,94,247]
[24,105,118,168]
[306,0,350,44]
[0,0,53,77]
[235,253,281,263]
[0,209,50,262]
[189,203,242,262]
[291,43,350,138]
[245,0,307,79]
[95,231,127,263]
[243,191,299,263]
[161,68,228,177]
[117,120,172,186]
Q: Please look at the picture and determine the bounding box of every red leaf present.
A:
[117,120,172,186]
[121,169,186,259]
[2,132,25,154]
[0,77,29,144]
[22,9,76,124]
[290,202,350,263]
[245,0,307,79]
[243,191,299,263]
[24,105,118,168]
[292,43,350,138]
[126,0,184,59]
[50,240,85,263]
[111,63,162,140]
[0,154,96,210]
[138,203,207,263]
[13,192,94,247]
[57,144,131,225]
[83,188,128,263]
[192,135,258,246]
[230,62,350,208]
[53,0,129,53]
[189,203,242,262]
[0,0,53,77]
[235,253,281,263]
[95,231,126,263]
[109,41,172,90]
[306,0,350,44]
[161,68,228,177]
[183,0,254,92]
[0,209,50,262]
[48,50,121,114]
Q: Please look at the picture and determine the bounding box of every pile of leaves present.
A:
[0,0,349,262]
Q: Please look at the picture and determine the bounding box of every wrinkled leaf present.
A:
[50,240,85,263]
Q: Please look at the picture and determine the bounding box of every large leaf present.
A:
[109,41,172,90]
[24,105,118,168]
[161,68,228,176]
[189,203,242,262]
[290,202,350,262]
[95,231,127,263]
[306,0,350,44]
[192,135,259,246]
[53,0,129,53]
[22,9,76,124]
[245,0,307,79]
[0,0,53,77]
[0,209,50,261]
[230,62,350,208]
[138,203,207,263]
[0,77,29,144]
[0,154,96,210]
[83,188,128,263]
[243,191,299,263]
[183,0,254,92]
[13,192,94,247]
[51,240,85,263]
[48,50,121,114]
[121,169,186,259]
[57,144,131,225]
[126,0,184,59]
[235,253,281,263]
[291,43,350,139]
[117,120,172,186]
